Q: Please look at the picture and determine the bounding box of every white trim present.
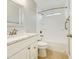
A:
[7,0,23,25]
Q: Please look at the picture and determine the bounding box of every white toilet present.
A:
[38,41,48,57]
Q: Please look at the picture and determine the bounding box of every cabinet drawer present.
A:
[8,35,39,58]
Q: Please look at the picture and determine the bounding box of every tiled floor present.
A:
[38,49,68,59]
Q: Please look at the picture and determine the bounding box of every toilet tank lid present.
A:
[38,41,47,46]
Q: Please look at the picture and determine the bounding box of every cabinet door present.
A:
[29,45,34,59]
[33,42,38,59]
[9,48,27,59]
[30,41,38,59]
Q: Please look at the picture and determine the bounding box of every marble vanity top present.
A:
[7,33,38,46]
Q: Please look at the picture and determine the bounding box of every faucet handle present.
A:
[9,27,17,35]
[13,28,17,35]
[9,31,12,35]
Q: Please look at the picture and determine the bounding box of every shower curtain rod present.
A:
[38,6,67,13]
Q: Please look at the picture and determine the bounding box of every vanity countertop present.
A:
[7,33,39,46]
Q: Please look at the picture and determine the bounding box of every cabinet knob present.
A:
[28,47,30,49]
[34,47,36,49]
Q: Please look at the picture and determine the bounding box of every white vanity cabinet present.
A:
[9,48,27,59]
[7,34,39,59]
[30,41,38,59]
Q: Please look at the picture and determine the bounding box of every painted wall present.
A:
[23,0,37,33]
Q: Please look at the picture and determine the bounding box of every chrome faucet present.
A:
[9,27,17,35]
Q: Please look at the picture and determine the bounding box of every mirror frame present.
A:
[7,0,24,25]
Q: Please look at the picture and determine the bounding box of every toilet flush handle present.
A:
[28,47,30,49]
[34,47,36,49]
[40,31,42,34]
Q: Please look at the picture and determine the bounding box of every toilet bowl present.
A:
[38,41,48,57]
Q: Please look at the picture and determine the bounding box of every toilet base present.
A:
[38,48,47,57]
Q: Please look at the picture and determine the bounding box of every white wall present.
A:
[23,0,37,33]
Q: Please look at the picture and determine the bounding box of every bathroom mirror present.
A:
[7,0,24,24]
